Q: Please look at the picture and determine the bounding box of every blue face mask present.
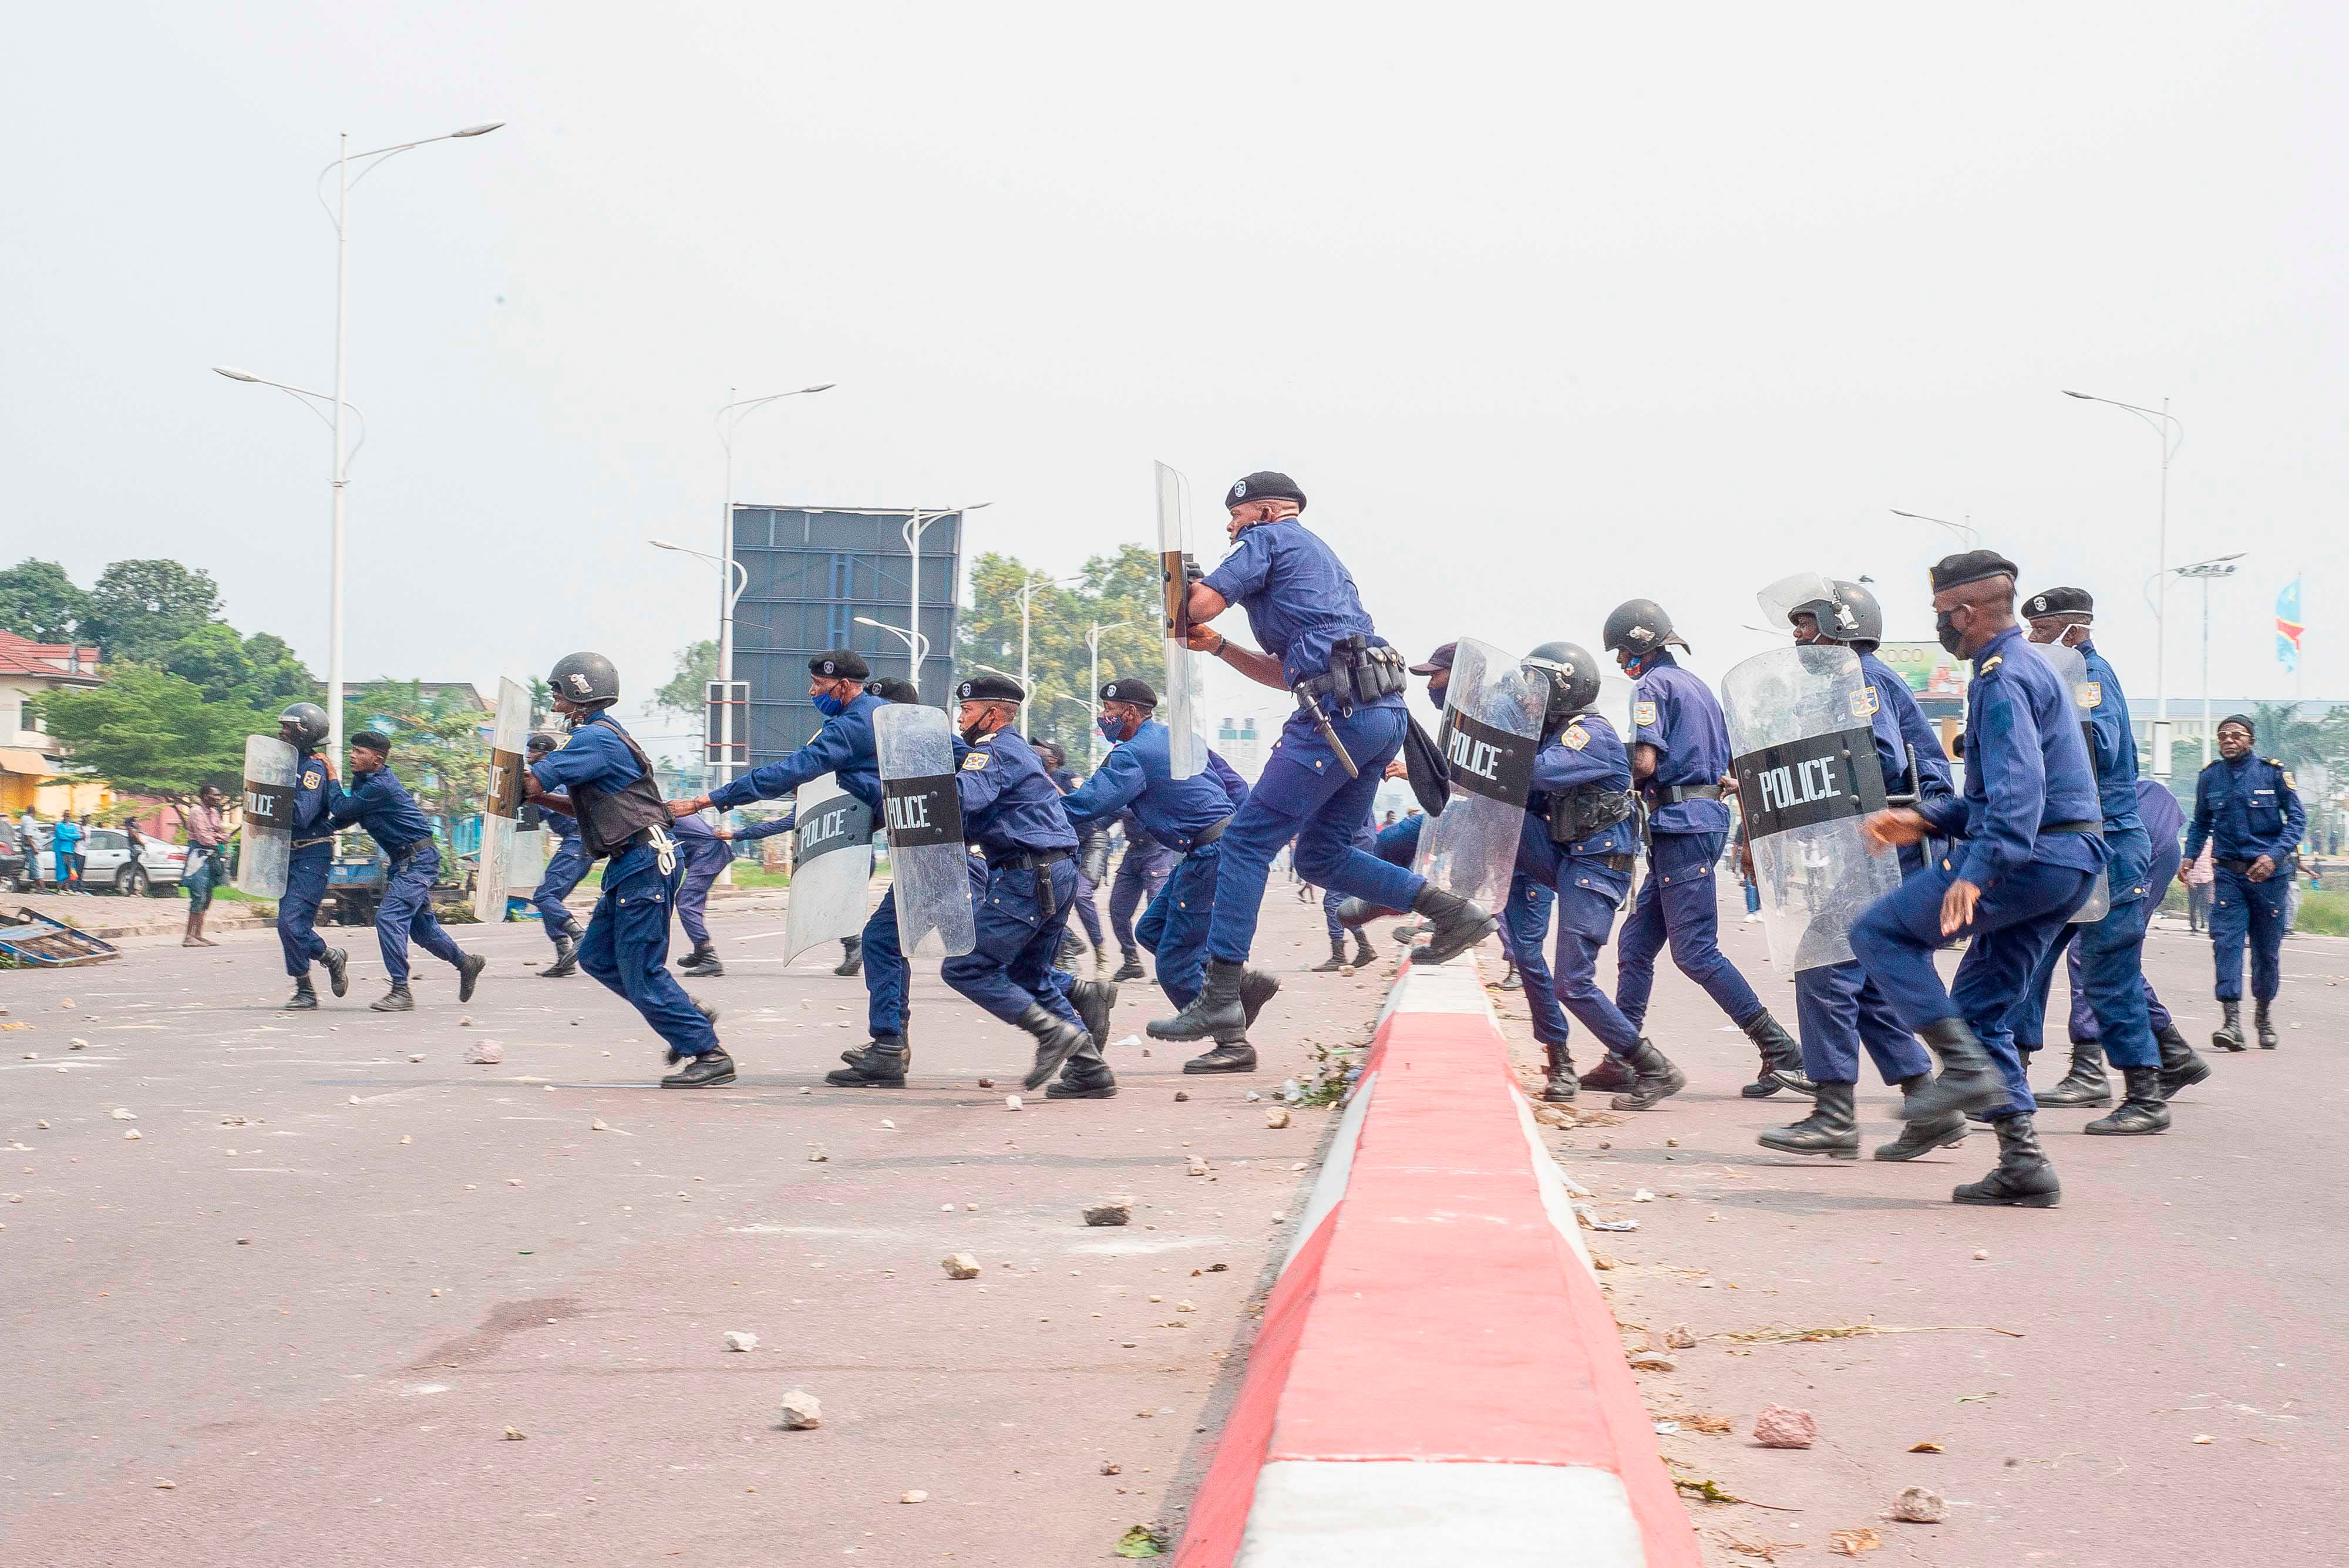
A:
[1096,717,1125,743]
[813,691,847,718]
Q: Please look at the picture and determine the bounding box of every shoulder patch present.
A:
[1633,699,1658,728]
[1852,687,1879,719]
[960,751,990,772]
[1980,654,2003,674]
[2283,769,2297,790]
[2081,681,2101,709]
[1563,723,1589,751]
[302,769,322,789]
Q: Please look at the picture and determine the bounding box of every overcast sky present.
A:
[6,3,2344,740]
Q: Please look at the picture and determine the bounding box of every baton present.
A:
[1293,685,1359,779]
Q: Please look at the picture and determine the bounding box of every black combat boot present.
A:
[284,976,319,1011]
[1351,930,1377,968]
[825,1037,908,1087]
[2035,1044,2112,1108]
[1409,884,1499,966]
[1018,1003,1091,1091]
[671,999,723,1066]
[1046,1052,1119,1099]
[1873,1074,1970,1161]
[1499,957,1523,991]
[1184,1041,1257,1074]
[1148,958,1247,1044]
[1953,1112,2061,1207]
[2155,1024,2210,1098]
[2212,999,2247,1051]
[1313,938,1348,973]
[541,931,578,978]
[1071,979,1119,1052]
[457,951,486,1002]
[1331,896,1402,931]
[1758,1080,1859,1159]
[1543,1044,1578,1103]
[2084,1066,2169,1135]
[1900,1017,2006,1122]
[1609,1039,1687,1112]
[1739,1008,1816,1098]
[1389,918,1423,945]
[2255,999,2279,1049]
[833,937,864,977]
[1579,1052,1638,1093]
[1113,947,1146,982]
[662,1047,737,1088]
[321,946,350,998]
[370,985,415,1013]
[1239,969,1280,1027]
[677,944,723,977]
[1055,929,1086,975]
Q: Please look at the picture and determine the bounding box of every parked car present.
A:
[3,825,185,896]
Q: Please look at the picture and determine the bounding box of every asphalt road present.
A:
[0,879,1385,1566]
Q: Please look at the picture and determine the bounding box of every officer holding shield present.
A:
[272,701,351,1011]
[328,730,488,1012]
[1152,472,1497,1049]
[527,731,590,978]
[1592,600,1809,1099]
[672,809,796,977]
[1851,552,2105,1207]
[2185,712,2304,1049]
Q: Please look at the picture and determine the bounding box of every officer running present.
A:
[524,653,729,1087]
[672,809,795,978]
[1105,805,1176,982]
[527,731,590,977]
[2184,712,2305,1050]
[328,729,487,1012]
[2052,779,2207,1077]
[1850,551,2106,1208]
[1038,738,1111,977]
[1152,472,1496,1049]
[1589,599,1809,1100]
[271,701,351,1011]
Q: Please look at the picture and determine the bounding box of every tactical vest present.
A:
[1547,781,1638,846]
[570,721,672,861]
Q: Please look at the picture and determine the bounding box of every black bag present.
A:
[1547,785,1638,845]
[1401,715,1449,817]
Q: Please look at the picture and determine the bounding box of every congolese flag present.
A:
[2276,577,2304,673]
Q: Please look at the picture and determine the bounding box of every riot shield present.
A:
[1596,672,1638,751]
[1156,461,1204,778]
[507,807,550,895]
[2028,642,2112,924]
[1408,638,1543,912]
[473,678,531,923]
[874,704,978,957]
[1723,644,1902,972]
[783,771,877,964]
[235,735,300,898]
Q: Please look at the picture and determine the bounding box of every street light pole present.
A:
[2174,554,2243,770]
[1085,620,1137,769]
[1889,508,1980,549]
[714,383,833,792]
[900,503,991,703]
[2065,389,2185,773]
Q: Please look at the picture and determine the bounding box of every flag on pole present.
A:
[2276,577,2304,673]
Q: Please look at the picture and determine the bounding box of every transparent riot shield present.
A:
[1156,460,1203,778]
[507,808,550,894]
[472,678,531,923]
[783,771,877,964]
[2028,641,2112,924]
[235,735,301,898]
[1408,637,1544,913]
[1596,672,1638,751]
[874,704,978,957]
[1723,644,1902,972]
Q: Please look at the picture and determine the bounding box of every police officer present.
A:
[1751,581,1967,1160]
[672,809,796,977]
[1061,678,1267,1072]
[1106,805,1176,981]
[1038,738,1111,975]
[2185,713,2305,1049]
[1153,472,1495,1048]
[1338,641,1460,944]
[1592,600,1809,1099]
[271,701,351,1011]
[1317,819,1381,971]
[1516,642,1671,1108]
[525,653,730,1086]
[527,732,590,977]
[1850,551,2106,1207]
[328,730,487,1012]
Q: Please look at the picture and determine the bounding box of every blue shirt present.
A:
[1058,720,1250,853]
[51,819,83,853]
[1202,519,1398,693]
[327,766,437,856]
[529,714,665,889]
[953,726,1079,860]
[290,749,337,839]
[2185,751,2305,864]
[2139,778,2185,889]
[711,692,886,816]
[1918,625,2105,887]
[2072,637,2141,831]
[1856,650,1954,805]
[1630,652,1734,835]
[671,810,795,870]
[1518,712,1638,880]
[543,806,578,843]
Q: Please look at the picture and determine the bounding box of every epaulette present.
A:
[2266,756,2284,768]
[1979,654,2003,674]
[2201,759,2223,770]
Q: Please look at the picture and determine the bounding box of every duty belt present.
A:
[291,835,334,850]
[2216,855,2293,874]
[1576,851,1637,873]
[2042,820,2100,835]
[387,838,432,862]
[990,847,1074,921]
[1657,783,1723,804]
[1182,815,1233,855]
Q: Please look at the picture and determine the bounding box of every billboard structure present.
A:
[728,506,965,772]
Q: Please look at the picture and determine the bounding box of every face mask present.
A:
[1934,610,1966,657]
[813,691,846,718]
[960,719,990,746]
[1423,682,1448,713]
[1096,717,1123,742]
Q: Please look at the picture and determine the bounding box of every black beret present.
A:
[349,729,392,754]
[956,672,1024,704]
[1929,550,2021,593]
[864,677,921,704]
[1409,641,1456,676]
[1099,677,1157,708]
[2024,586,2094,618]
[809,648,871,681]
[1224,470,1308,512]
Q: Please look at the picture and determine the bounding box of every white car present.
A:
[12,825,187,896]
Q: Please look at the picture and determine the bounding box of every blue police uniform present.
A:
[672,811,793,950]
[1050,765,1109,952]
[2061,778,2186,1048]
[1199,519,1426,963]
[1614,651,1768,1031]
[275,748,340,978]
[1517,712,1646,1064]
[1850,625,2105,1117]
[2185,742,2304,1007]
[328,766,473,987]
[533,806,588,942]
[1106,807,1177,962]
[1062,720,1247,1009]
[531,715,719,1061]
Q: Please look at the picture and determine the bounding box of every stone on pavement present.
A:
[1752,1404,1819,1448]
[1891,1485,1947,1523]
[778,1390,822,1430]
[1083,1196,1134,1227]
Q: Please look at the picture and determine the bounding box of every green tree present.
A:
[160,621,254,703]
[340,681,491,847]
[83,559,223,663]
[31,664,264,805]
[0,558,91,644]
[954,545,1164,764]
[233,632,316,711]
[654,640,718,721]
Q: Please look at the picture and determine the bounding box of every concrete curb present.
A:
[1173,956,1700,1567]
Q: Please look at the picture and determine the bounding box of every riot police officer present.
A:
[1152,473,1496,1049]
[1591,599,1809,1099]
[1106,805,1177,981]
[328,729,487,1011]
[2185,713,2305,1049]
[1851,551,2106,1207]
[271,701,350,1010]
[527,731,590,977]
[671,809,795,977]
[1038,738,1111,976]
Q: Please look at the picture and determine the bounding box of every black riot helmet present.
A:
[277,702,329,750]
[1830,581,1883,650]
[1778,579,1883,650]
[1523,641,1602,727]
[548,652,620,708]
[526,731,561,758]
[1601,598,1688,658]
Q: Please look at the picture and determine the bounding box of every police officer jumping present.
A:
[526,732,590,977]
[1151,472,1496,1049]
[328,729,488,1012]
[1589,599,1809,1100]
[270,701,350,1011]
[524,653,731,1087]
[2185,712,2305,1050]
[1850,552,2106,1207]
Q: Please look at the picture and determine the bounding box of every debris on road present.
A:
[1187,1156,1210,1176]
[900,1490,927,1504]
[1890,1485,1946,1523]
[1752,1405,1818,1449]
[943,1253,981,1280]
[503,1426,527,1441]
[154,1478,176,1489]
[123,1129,142,1141]
[1100,1462,1122,1475]
[778,1389,822,1429]
[69,1038,86,1050]
[1714,1322,2023,1346]
[110,1108,136,1121]
[1174,1091,1189,1102]
[1630,1352,1678,1371]
[1664,1324,1697,1348]
[1264,1107,1290,1129]
[1907,1440,1943,1453]
[590,1119,610,1132]
[1828,1526,1882,1555]
[1005,1095,1022,1111]
[808,1148,827,1162]
[466,1040,503,1065]
[1085,1196,1135,1227]
[723,1331,758,1352]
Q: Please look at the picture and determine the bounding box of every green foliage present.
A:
[954,544,1165,763]
[2293,887,2349,937]
[82,558,224,663]
[31,664,264,803]
[0,558,91,642]
[655,640,718,721]
[340,681,492,845]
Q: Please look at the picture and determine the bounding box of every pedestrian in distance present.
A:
[2184,713,2304,1050]
[181,784,230,946]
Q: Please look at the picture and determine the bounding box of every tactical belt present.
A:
[2216,855,2293,874]
[2042,820,2099,835]
[386,838,432,862]
[1657,783,1722,803]
[991,847,1073,921]
[1182,815,1233,854]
